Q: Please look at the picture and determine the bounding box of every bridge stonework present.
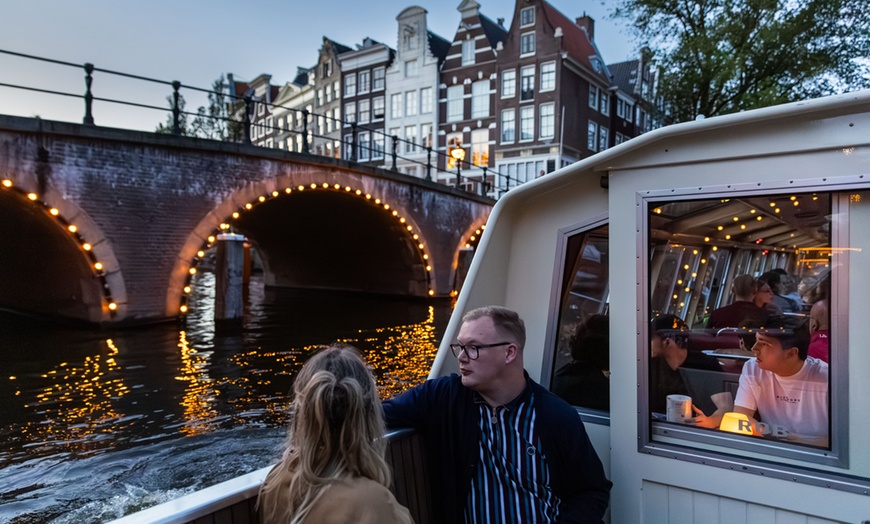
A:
[0,116,492,324]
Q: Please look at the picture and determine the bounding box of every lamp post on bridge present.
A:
[450,145,465,190]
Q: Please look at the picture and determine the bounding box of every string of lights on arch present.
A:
[1,178,117,316]
[178,182,435,316]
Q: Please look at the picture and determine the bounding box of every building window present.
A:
[540,62,556,92]
[358,131,370,161]
[420,87,433,114]
[600,91,610,116]
[405,59,419,78]
[373,96,385,120]
[520,6,535,26]
[462,40,475,65]
[333,107,341,127]
[447,85,464,122]
[404,125,417,153]
[333,81,340,100]
[471,129,489,167]
[589,85,599,110]
[317,89,325,106]
[391,93,403,119]
[587,121,598,151]
[345,75,357,98]
[421,123,433,149]
[345,102,356,124]
[471,80,490,118]
[373,67,385,91]
[343,134,353,160]
[372,133,384,159]
[615,132,624,145]
[520,106,534,141]
[520,65,535,101]
[359,70,371,94]
[326,115,332,133]
[358,99,370,123]
[598,126,608,151]
[520,32,536,55]
[502,69,516,98]
[540,102,555,139]
[405,91,418,117]
[322,61,331,78]
[501,109,515,143]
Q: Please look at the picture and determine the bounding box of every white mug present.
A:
[666,394,693,423]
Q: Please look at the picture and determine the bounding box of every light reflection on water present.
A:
[0,274,451,523]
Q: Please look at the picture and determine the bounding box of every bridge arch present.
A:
[168,175,436,318]
[0,177,125,323]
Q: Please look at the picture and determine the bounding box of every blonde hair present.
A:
[258,345,391,523]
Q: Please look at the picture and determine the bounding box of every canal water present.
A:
[0,273,453,523]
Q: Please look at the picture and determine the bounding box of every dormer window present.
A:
[520,6,534,27]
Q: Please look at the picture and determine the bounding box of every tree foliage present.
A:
[614,0,870,123]
[156,75,243,140]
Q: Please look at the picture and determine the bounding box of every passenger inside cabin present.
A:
[258,345,412,524]
[753,279,782,316]
[734,318,829,446]
[552,314,610,411]
[808,298,829,363]
[649,315,723,415]
[706,274,767,330]
[384,306,612,523]
[759,270,801,313]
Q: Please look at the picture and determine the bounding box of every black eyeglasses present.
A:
[449,342,510,360]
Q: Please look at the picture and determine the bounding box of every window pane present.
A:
[520,66,535,101]
[502,70,516,98]
[462,40,475,65]
[647,192,834,452]
[447,85,464,122]
[501,109,515,143]
[541,62,555,91]
[540,103,554,139]
[520,106,534,141]
[550,224,610,411]
[471,80,490,118]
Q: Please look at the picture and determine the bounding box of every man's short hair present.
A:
[650,314,688,347]
[732,274,756,298]
[757,316,811,360]
[462,306,526,350]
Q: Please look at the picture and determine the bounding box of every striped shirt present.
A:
[465,386,560,523]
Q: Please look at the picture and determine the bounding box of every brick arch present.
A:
[449,217,491,293]
[0,176,126,323]
[166,172,437,317]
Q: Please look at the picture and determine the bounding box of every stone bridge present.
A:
[0,115,493,325]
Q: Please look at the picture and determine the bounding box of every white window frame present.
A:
[358,70,371,94]
[540,62,556,92]
[471,80,490,119]
[502,69,516,99]
[405,59,419,78]
[520,32,536,56]
[519,106,534,142]
[390,93,403,119]
[404,125,417,154]
[358,99,371,124]
[405,90,418,117]
[358,131,370,161]
[520,65,535,101]
[462,40,476,65]
[598,126,608,151]
[420,87,433,114]
[471,128,489,167]
[589,85,599,110]
[344,75,357,98]
[447,85,464,122]
[540,102,555,139]
[500,109,515,143]
[373,67,385,91]
[373,96,385,120]
[587,121,598,151]
[600,91,610,116]
[344,102,356,125]
[520,6,535,27]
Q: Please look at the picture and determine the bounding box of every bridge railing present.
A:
[0,48,536,198]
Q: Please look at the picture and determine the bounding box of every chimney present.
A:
[497,17,505,27]
[576,15,594,41]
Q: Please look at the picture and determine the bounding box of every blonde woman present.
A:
[258,345,412,524]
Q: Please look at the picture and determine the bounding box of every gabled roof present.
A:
[479,12,507,49]
[540,1,611,85]
[292,66,311,87]
[609,59,640,97]
[427,30,451,64]
[325,37,353,56]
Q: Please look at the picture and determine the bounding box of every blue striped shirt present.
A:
[465,386,560,523]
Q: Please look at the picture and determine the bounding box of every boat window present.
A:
[549,224,610,413]
[645,190,848,464]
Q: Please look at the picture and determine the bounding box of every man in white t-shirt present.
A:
[734,319,829,446]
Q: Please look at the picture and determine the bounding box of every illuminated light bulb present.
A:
[692,272,698,277]
[189,268,197,275]
[770,202,776,207]
[1,179,11,187]
[197,250,205,258]
[418,243,424,249]
[108,302,117,311]
[466,243,471,247]
[701,259,706,264]
[322,183,329,188]
[400,217,406,223]
[426,265,432,271]
[750,209,756,214]
[50,208,59,215]
[704,237,710,242]
[673,294,678,299]
[692,249,698,255]
[413,234,419,239]
[790,233,795,237]
[470,236,476,241]
[685,287,691,292]
[384,204,390,210]
[683,264,689,270]
[272,191,279,197]
[356,190,362,195]
[334,184,340,189]
[733,216,739,221]
[725,234,731,240]
[232,212,239,218]
[298,185,305,190]
[28,192,38,200]
[757,216,762,221]
[717,225,724,231]
[392,210,398,216]
[677,279,683,285]
[406,225,413,231]
[679,302,685,307]
[310,183,317,189]
[654,208,662,214]
[68,225,77,233]
[423,254,428,260]
[375,198,381,204]
[428,290,434,296]
[712,246,718,251]
[180,305,188,313]
[285,188,292,193]
[790,196,797,201]
[259,196,266,202]
[183,286,191,293]
[345,186,351,192]
[740,224,746,230]
[245,203,253,209]
[365,194,371,199]
[208,236,216,243]
[813,195,818,201]
[793,201,799,206]
[94,262,103,271]
[775,208,780,213]
[83,243,92,251]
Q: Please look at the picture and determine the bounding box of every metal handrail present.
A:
[0,48,531,197]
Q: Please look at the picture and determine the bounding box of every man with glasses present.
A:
[383,306,611,523]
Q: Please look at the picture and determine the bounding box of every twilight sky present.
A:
[0,0,637,131]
